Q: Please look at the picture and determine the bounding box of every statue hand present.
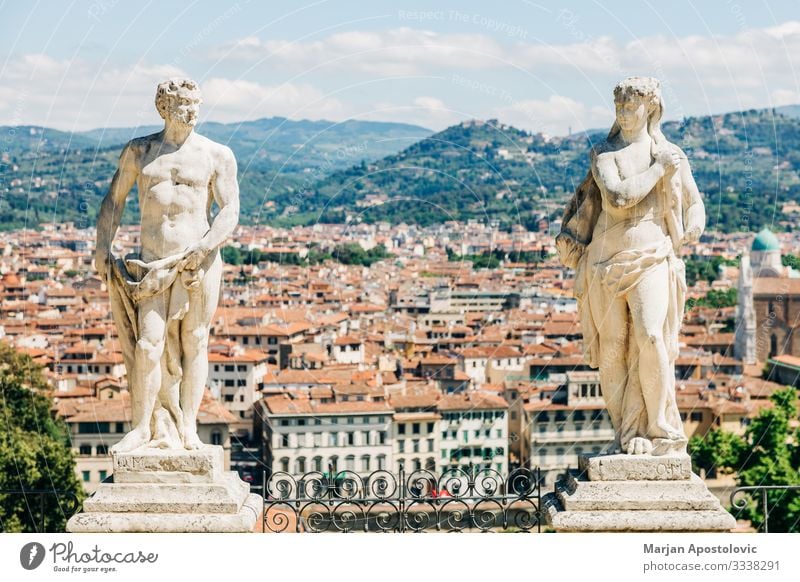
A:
[654,148,680,175]
[178,242,211,272]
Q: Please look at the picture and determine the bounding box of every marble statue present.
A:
[95,78,239,453]
[556,76,706,457]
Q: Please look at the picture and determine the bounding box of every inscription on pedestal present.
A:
[113,446,224,483]
[579,453,692,482]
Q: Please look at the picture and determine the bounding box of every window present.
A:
[237,379,246,387]
[690,412,703,422]
[211,431,222,445]
[281,434,290,447]
[427,422,434,432]
[237,365,247,372]
[224,365,234,372]
[379,431,387,444]
[224,394,234,402]
[116,422,125,433]
[79,444,92,455]
[398,440,405,453]
[82,471,90,482]
[412,423,420,434]
[412,439,420,453]
[363,431,370,445]
[427,438,434,452]
[280,458,289,472]
[99,470,107,481]
[296,457,306,474]
[224,380,235,387]
[361,455,371,472]
[377,455,386,470]
[347,417,354,425]
[313,433,322,447]
[345,455,355,470]
[239,394,245,402]
[96,445,108,455]
[330,433,338,446]
[347,432,355,445]
[313,456,323,472]
[398,424,406,435]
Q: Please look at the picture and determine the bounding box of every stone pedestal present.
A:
[543,453,736,532]
[67,446,260,533]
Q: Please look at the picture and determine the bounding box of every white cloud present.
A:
[494,95,611,135]
[361,95,465,130]
[201,78,344,122]
[213,27,505,75]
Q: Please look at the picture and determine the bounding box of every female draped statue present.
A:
[556,77,705,456]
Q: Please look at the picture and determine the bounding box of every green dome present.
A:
[752,228,780,251]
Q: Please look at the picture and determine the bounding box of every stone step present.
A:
[83,472,249,514]
[68,493,262,533]
[543,493,736,532]
[556,472,722,511]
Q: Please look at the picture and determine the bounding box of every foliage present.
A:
[688,429,746,478]
[221,243,392,268]
[685,288,738,311]
[446,247,548,269]
[782,254,800,271]
[0,342,84,532]
[330,243,392,267]
[735,387,800,532]
[690,387,800,532]
[684,256,739,287]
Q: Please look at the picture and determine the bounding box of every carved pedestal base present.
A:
[543,454,736,532]
[67,446,260,533]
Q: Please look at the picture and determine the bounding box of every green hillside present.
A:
[2,107,799,233]
[0,118,431,230]
[285,108,800,233]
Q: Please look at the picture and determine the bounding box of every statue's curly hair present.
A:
[155,78,201,119]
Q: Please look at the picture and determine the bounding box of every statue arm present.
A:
[201,146,240,252]
[95,143,138,277]
[679,154,705,243]
[591,148,667,209]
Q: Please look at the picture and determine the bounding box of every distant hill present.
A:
[285,107,800,233]
[2,107,800,233]
[0,118,431,230]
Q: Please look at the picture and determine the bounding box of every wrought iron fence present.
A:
[261,464,543,533]
[730,485,800,533]
[0,489,82,533]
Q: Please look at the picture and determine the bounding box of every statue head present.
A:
[155,78,202,127]
[610,76,665,146]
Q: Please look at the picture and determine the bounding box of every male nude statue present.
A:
[95,78,239,453]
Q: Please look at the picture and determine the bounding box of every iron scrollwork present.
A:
[262,464,542,533]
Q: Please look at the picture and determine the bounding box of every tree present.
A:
[735,387,800,532]
[0,343,84,532]
[688,428,746,478]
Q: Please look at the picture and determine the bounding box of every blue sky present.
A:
[2,0,799,134]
